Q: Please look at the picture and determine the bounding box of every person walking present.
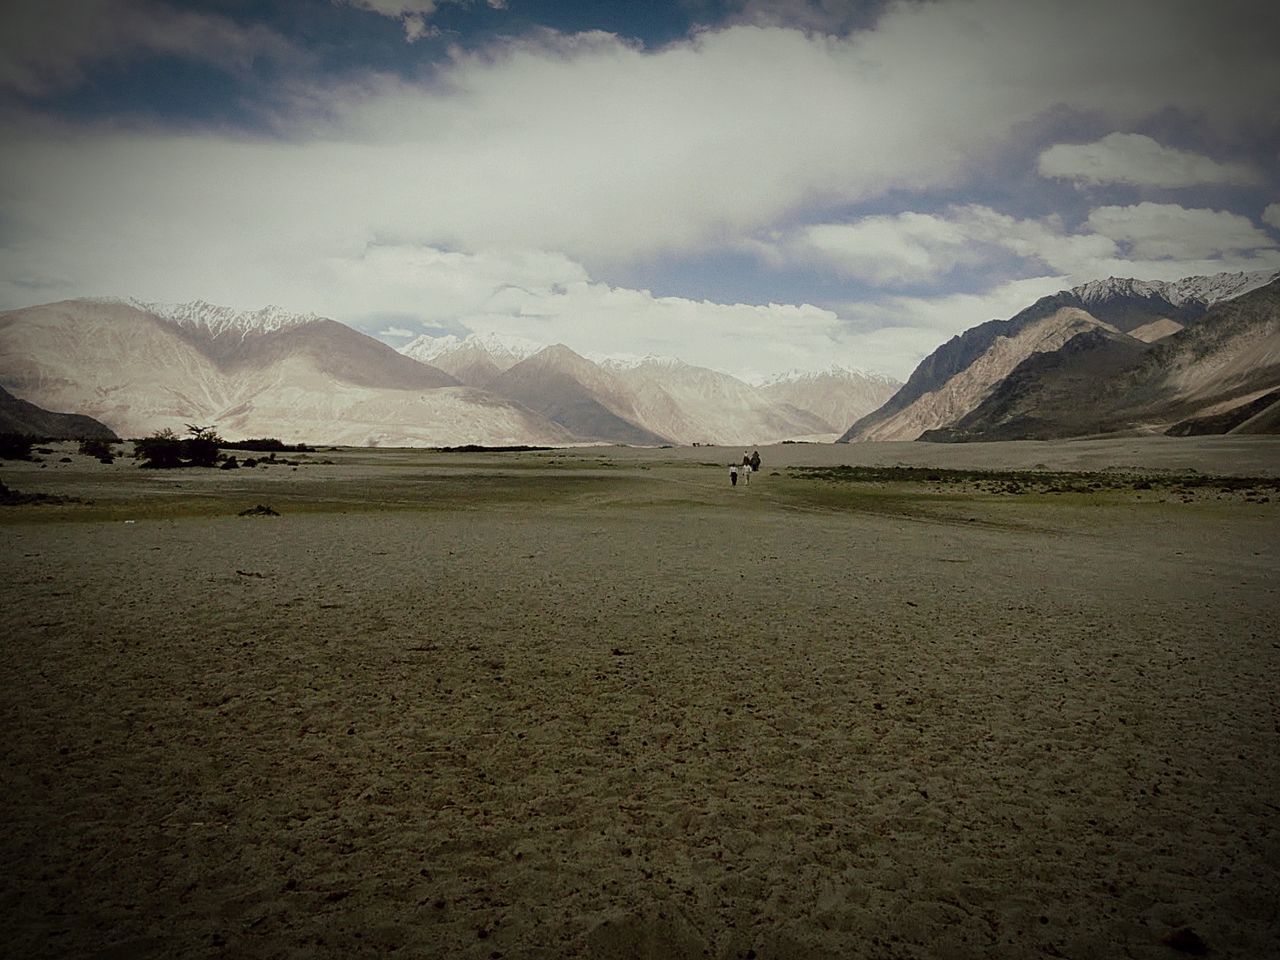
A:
[741,452,752,485]
[730,463,739,487]
[750,449,761,473]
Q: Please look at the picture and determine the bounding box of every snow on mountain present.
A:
[758,364,897,388]
[598,354,834,444]
[844,271,1280,443]
[0,298,570,445]
[1164,271,1280,306]
[758,365,901,434]
[402,331,545,369]
[401,333,459,363]
[1071,270,1278,309]
[127,298,324,338]
[592,353,686,372]
[927,279,1280,441]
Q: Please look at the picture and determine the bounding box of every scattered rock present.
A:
[238,504,279,517]
[1160,927,1208,955]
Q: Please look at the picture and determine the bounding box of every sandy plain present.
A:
[2,436,1279,959]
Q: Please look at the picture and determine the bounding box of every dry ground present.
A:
[2,437,1278,959]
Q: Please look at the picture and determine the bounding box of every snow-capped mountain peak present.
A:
[593,353,689,372]
[400,333,460,363]
[131,298,323,338]
[1071,270,1278,308]
[758,364,896,387]
[401,331,545,367]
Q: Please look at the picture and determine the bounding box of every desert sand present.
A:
[2,437,1279,959]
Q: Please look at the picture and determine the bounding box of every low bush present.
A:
[134,424,224,469]
[0,433,37,460]
[134,428,183,468]
[222,438,313,453]
[79,438,115,458]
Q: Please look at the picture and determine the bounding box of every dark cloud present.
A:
[0,0,300,99]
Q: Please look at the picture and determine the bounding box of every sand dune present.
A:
[2,438,1278,958]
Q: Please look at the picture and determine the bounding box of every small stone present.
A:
[1160,927,1208,955]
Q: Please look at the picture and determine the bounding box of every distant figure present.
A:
[730,463,739,487]
[750,449,761,473]
[741,452,752,485]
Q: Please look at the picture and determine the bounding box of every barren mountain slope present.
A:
[601,358,832,445]
[922,278,1280,441]
[1123,279,1280,428]
[758,368,900,434]
[0,385,118,440]
[920,327,1149,442]
[844,304,1112,441]
[0,300,240,437]
[490,345,671,445]
[1127,318,1184,343]
[0,299,573,445]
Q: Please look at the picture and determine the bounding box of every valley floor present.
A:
[2,438,1279,959]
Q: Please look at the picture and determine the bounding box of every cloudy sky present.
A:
[2,0,1278,380]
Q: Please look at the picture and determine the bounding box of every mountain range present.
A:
[0,298,897,447]
[842,270,1280,443]
[6,267,1272,449]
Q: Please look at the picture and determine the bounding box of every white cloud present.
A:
[759,206,1115,285]
[1038,133,1260,188]
[785,213,977,285]
[3,0,1280,378]
[378,326,417,338]
[334,0,504,42]
[1085,203,1275,260]
[81,0,1269,269]
[401,14,434,42]
[761,202,1279,290]
[834,276,1074,377]
[1264,203,1280,230]
[316,244,855,381]
[0,0,298,97]
[720,0,882,34]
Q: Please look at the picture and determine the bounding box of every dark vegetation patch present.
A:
[238,504,280,517]
[0,433,38,460]
[133,425,221,469]
[790,464,1280,497]
[134,428,321,469]
[0,480,81,506]
[432,444,557,453]
[221,438,314,453]
[78,438,116,462]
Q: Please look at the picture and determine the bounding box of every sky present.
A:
[1,0,1278,381]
